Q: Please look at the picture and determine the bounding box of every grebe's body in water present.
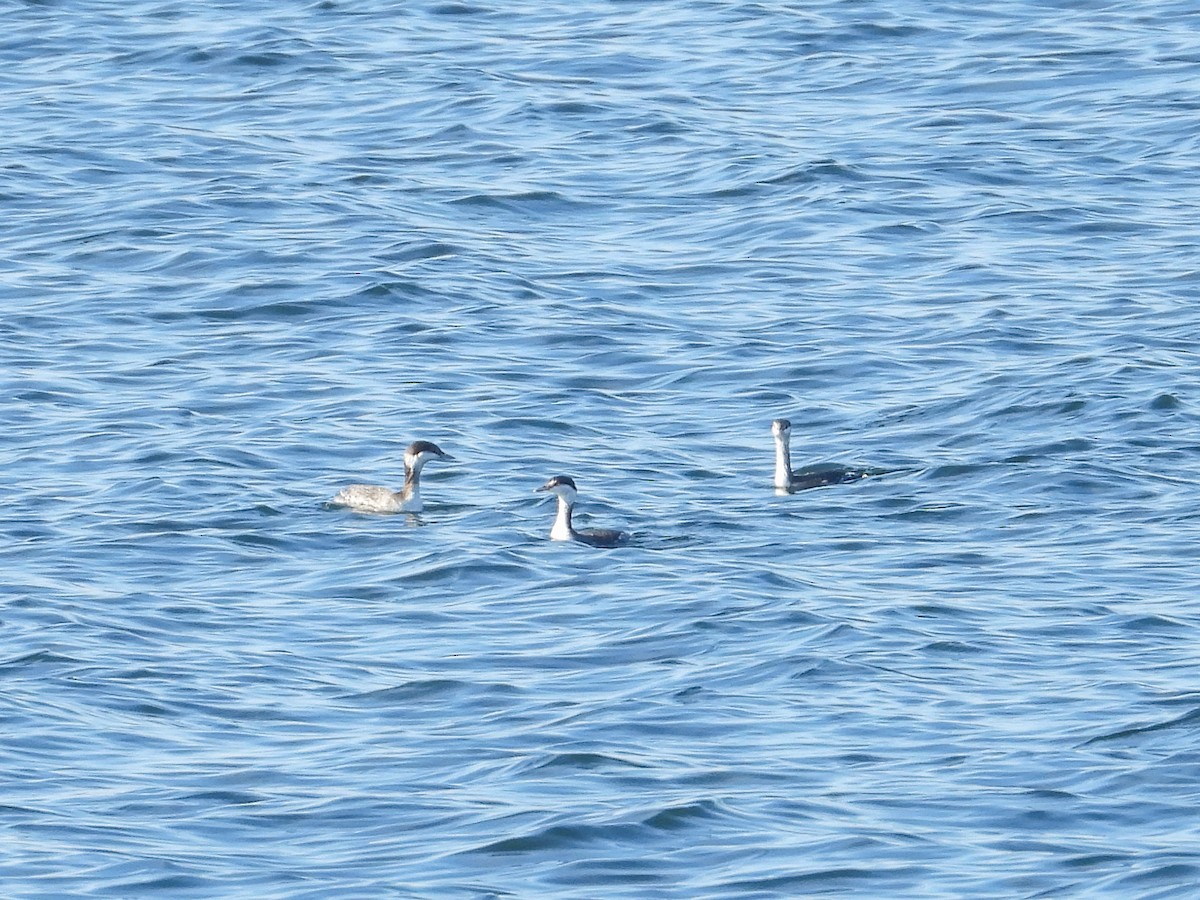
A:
[772,418,867,492]
[331,440,453,513]
[536,475,629,548]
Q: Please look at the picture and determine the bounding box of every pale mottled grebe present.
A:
[772,418,867,492]
[535,475,629,548]
[331,440,453,513]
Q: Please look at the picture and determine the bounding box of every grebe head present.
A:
[771,418,792,440]
[405,440,453,471]
[536,475,578,503]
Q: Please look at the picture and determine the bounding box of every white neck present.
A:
[400,481,422,511]
[401,456,425,510]
[774,433,792,489]
[550,495,573,541]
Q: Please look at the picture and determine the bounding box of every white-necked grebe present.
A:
[331,440,453,513]
[535,475,629,548]
[772,418,867,492]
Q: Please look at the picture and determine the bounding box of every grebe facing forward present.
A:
[331,440,453,513]
[536,475,629,548]
[772,418,867,492]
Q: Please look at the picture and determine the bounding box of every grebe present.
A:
[330,440,453,513]
[535,475,629,548]
[772,418,867,492]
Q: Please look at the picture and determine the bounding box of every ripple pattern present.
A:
[3,1,1200,897]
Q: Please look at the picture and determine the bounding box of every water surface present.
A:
[3,1,1200,896]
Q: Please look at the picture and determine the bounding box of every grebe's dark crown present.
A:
[407,440,450,457]
[537,475,577,492]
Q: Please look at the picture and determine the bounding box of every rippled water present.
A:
[4,1,1200,896]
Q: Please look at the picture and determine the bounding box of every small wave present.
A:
[0,650,80,671]
[342,679,520,707]
[384,241,460,263]
[641,799,725,830]
[471,801,728,857]
[1085,706,1200,745]
[473,824,604,855]
[522,751,651,774]
[758,159,868,186]
[429,2,492,15]
[722,869,881,893]
[448,190,591,210]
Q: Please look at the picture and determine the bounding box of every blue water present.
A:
[4,1,1200,896]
